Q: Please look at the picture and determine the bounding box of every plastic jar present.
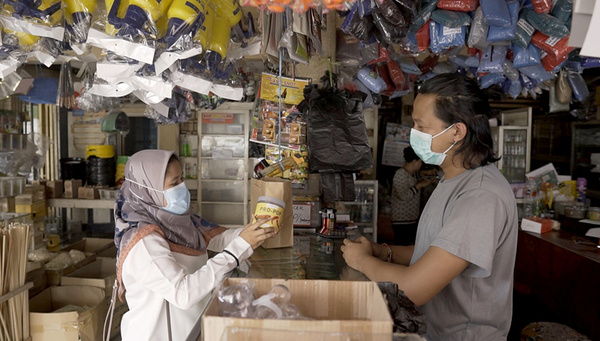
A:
[253,196,286,232]
[589,207,600,220]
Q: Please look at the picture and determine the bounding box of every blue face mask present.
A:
[126,179,190,215]
[410,124,457,166]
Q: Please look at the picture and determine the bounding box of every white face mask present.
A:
[126,179,190,215]
[410,124,457,166]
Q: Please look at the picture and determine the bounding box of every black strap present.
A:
[223,250,239,267]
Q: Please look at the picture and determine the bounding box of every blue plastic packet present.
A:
[518,64,554,83]
[430,20,467,53]
[565,60,583,72]
[480,73,506,89]
[478,45,507,74]
[419,71,438,82]
[399,57,422,75]
[409,0,439,32]
[488,1,519,42]
[524,10,570,39]
[580,57,600,68]
[480,0,512,28]
[513,9,536,48]
[551,0,572,23]
[358,0,372,18]
[468,6,489,49]
[567,71,590,101]
[520,73,537,89]
[466,54,480,67]
[341,2,359,34]
[357,66,388,93]
[451,55,469,68]
[522,0,534,9]
[512,43,541,68]
[431,9,471,28]
[402,34,420,54]
[508,80,522,98]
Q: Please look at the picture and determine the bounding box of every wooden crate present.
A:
[15,201,46,220]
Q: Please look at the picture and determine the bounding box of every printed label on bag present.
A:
[545,36,561,47]
[443,26,462,36]
[517,19,535,36]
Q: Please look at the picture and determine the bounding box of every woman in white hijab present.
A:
[113,150,275,341]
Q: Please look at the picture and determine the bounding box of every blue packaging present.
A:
[480,0,512,28]
[488,1,520,42]
[478,45,507,73]
[512,43,541,68]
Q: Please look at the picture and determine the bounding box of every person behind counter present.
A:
[341,74,518,340]
[391,146,437,245]
[112,150,276,341]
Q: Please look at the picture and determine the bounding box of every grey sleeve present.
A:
[393,172,418,201]
[430,189,507,278]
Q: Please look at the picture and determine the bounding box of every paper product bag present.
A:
[250,178,294,249]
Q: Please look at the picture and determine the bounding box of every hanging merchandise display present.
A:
[524,10,570,39]
[513,9,536,49]
[531,0,551,14]
[487,0,518,43]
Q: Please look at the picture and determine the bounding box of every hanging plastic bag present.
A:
[541,53,567,71]
[502,60,519,81]
[419,54,439,74]
[432,61,459,74]
[372,7,405,45]
[415,20,430,52]
[358,0,373,18]
[480,73,506,89]
[337,30,363,67]
[567,71,590,102]
[520,72,537,90]
[524,11,570,39]
[556,68,571,104]
[451,55,469,68]
[552,0,572,23]
[431,9,471,28]
[513,9,536,48]
[531,0,551,14]
[387,59,405,88]
[437,0,479,12]
[488,1,519,43]
[399,57,422,74]
[565,60,583,72]
[512,43,541,68]
[375,64,395,94]
[518,64,553,83]
[580,57,600,68]
[357,66,388,93]
[508,79,522,98]
[548,79,569,113]
[394,0,418,26]
[419,71,438,82]
[341,3,372,44]
[409,0,438,32]
[478,45,507,74]
[480,0,512,28]
[468,6,488,49]
[531,32,574,60]
[366,45,389,65]
[466,54,480,67]
[375,0,407,26]
[430,21,466,53]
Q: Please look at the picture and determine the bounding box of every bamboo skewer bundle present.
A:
[0,222,30,341]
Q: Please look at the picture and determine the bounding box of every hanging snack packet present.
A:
[372,7,405,45]
[480,0,512,28]
[387,59,405,88]
[430,21,466,53]
[394,0,418,26]
[399,56,422,75]
[409,0,438,32]
[541,53,567,71]
[508,79,522,98]
[415,21,430,52]
[468,7,488,49]
[478,45,507,74]
[531,32,574,60]
[437,0,479,12]
[551,0,572,23]
[513,9,536,48]
[524,11,570,39]
[580,57,600,69]
[531,0,551,14]
[431,9,471,28]
[512,43,541,68]
[520,72,537,90]
[518,64,554,83]
[502,60,520,81]
[556,68,571,103]
[488,0,519,43]
[480,73,506,89]
[375,0,407,26]
[357,66,388,93]
[567,71,590,102]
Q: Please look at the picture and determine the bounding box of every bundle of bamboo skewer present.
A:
[0,222,30,341]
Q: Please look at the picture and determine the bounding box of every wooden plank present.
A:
[0,282,33,304]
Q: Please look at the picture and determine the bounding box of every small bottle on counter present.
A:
[577,177,587,203]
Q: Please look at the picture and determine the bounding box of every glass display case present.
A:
[571,121,600,201]
[335,180,378,242]
[196,103,252,228]
[492,108,532,183]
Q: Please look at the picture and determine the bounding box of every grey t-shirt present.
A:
[410,164,518,341]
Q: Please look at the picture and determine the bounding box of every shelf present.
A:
[180,133,198,136]
[185,179,198,188]
[574,144,600,148]
[200,179,247,182]
[47,199,116,209]
[587,189,600,200]
[200,157,245,160]
[362,228,374,233]
[531,155,570,163]
[201,201,245,205]
[354,221,374,225]
[338,202,374,205]
[249,139,302,151]
[201,134,246,137]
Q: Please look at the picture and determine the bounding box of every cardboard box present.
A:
[46,253,96,286]
[64,180,82,199]
[16,201,47,220]
[202,278,393,341]
[46,180,63,199]
[521,217,552,234]
[26,261,47,299]
[29,286,106,341]
[62,238,115,257]
[16,185,46,204]
[77,186,107,200]
[60,258,127,339]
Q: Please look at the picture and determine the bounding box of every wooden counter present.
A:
[515,228,600,340]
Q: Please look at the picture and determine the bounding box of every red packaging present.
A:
[531,0,551,13]
[366,45,390,65]
[531,32,575,60]
[386,60,405,88]
[437,0,479,12]
[468,47,478,57]
[419,55,439,74]
[376,64,395,94]
[507,49,514,61]
[415,20,430,52]
[541,53,568,71]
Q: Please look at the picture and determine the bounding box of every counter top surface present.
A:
[521,226,600,264]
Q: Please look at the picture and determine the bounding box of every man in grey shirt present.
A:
[341,74,518,340]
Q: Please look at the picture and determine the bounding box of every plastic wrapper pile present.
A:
[336,0,594,102]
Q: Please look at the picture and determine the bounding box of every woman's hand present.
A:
[415,178,434,190]
[341,236,374,272]
[239,218,277,250]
